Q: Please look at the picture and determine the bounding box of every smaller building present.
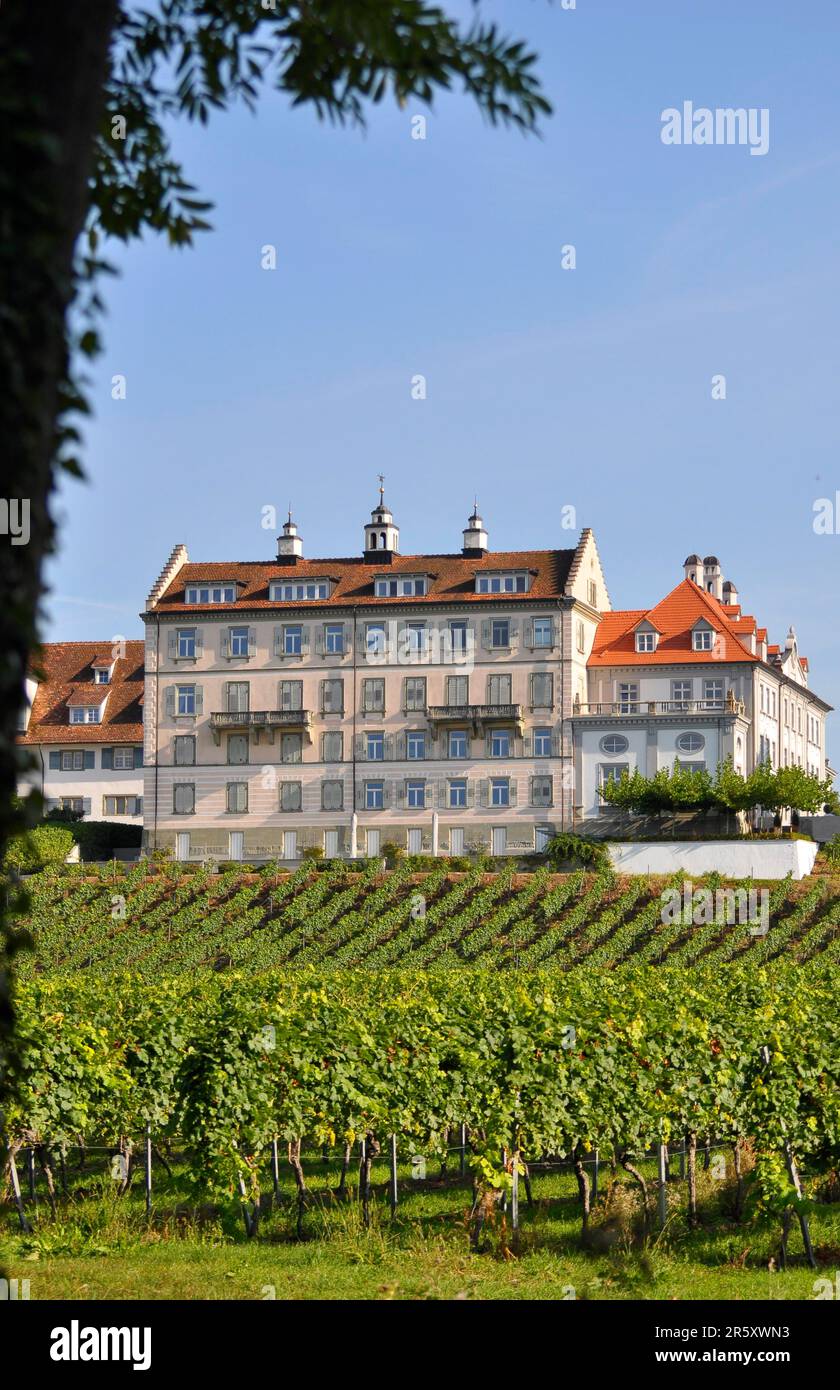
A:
[17,641,145,821]
[571,556,832,823]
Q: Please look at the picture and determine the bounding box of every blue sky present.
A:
[49,0,840,748]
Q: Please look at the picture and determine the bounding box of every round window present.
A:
[676,732,705,754]
[600,734,629,756]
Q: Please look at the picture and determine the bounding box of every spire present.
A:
[276,508,303,563]
[364,480,399,560]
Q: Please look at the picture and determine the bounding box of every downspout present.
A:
[152,617,160,853]
[351,608,358,856]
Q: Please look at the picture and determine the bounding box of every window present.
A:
[491,619,510,649]
[587,579,597,606]
[374,575,426,597]
[94,667,110,684]
[280,781,302,812]
[530,672,553,708]
[693,627,714,651]
[322,780,344,811]
[226,681,249,713]
[449,621,468,653]
[531,775,553,806]
[174,735,195,766]
[406,780,425,809]
[281,733,302,764]
[60,750,85,771]
[446,675,469,706]
[185,584,236,604]
[702,679,723,707]
[635,631,656,652]
[404,676,426,711]
[362,678,384,713]
[229,626,250,658]
[671,680,692,707]
[177,685,196,716]
[103,795,140,816]
[283,625,302,656]
[270,580,329,601]
[448,729,468,759]
[70,705,101,723]
[535,825,551,852]
[322,731,343,762]
[366,732,385,762]
[404,622,427,656]
[491,777,510,807]
[490,729,511,759]
[599,763,628,786]
[487,673,512,706]
[321,678,343,714]
[325,623,344,654]
[365,781,384,810]
[226,782,248,813]
[406,731,426,760]
[533,727,553,757]
[112,747,135,770]
[450,827,465,853]
[617,683,638,714]
[676,732,705,754]
[173,783,195,814]
[177,628,196,659]
[227,734,248,765]
[599,733,628,756]
[365,624,386,657]
[449,779,467,808]
[279,680,303,711]
[532,617,552,648]
[50,796,86,815]
[476,573,528,594]
[675,760,706,775]
[408,828,422,854]
[576,620,585,654]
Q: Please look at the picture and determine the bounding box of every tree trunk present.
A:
[287,1138,307,1239]
[572,1141,591,1238]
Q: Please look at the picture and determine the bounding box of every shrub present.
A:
[301,846,324,862]
[60,818,143,861]
[539,832,612,874]
[4,824,75,872]
[381,840,404,868]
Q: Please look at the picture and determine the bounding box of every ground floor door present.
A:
[324,829,339,858]
[175,832,190,861]
[284,830,298,860]
[491,826,507,856]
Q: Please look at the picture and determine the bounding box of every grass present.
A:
[4,1150,838,1302]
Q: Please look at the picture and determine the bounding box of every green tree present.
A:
[0,0,550,1220]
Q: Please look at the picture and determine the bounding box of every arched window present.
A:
[380,532,387,547]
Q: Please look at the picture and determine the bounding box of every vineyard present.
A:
[5,966,840,1271]
[13,862,840,978]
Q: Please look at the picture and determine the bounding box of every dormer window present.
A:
[70,705,103,724]
[94,668,111,684]
[475,572,529,594]
[374,575,427,597]
[692,627,715,652]
[635,631,656,653]
[270,579,330,602]
[185,584,237,604]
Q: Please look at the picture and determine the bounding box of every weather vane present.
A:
[378,473,385,502]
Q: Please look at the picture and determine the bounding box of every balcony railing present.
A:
[210,709,313,744]
[427,703,524,730]
[571,698,745,718]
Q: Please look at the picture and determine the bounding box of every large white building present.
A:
[571,555,833,822]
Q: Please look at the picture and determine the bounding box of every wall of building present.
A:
[607,839,818,880]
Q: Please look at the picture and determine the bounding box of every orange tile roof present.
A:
[148,550,577,614]
[18,641,144,745]
[588,578,759,667]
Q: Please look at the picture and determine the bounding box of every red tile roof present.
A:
[588,579,759,667]
[18,641,144,745]
[148,550,577,614]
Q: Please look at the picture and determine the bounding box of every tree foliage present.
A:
[599,758,833,819]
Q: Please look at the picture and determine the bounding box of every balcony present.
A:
[427,703,524,733]
[210,709,313,744]
[571,698,746,719]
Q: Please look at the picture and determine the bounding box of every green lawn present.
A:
[4,1153,837,1301]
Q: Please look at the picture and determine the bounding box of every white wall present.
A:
[607,839,818,880]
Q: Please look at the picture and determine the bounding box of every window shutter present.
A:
[396,730,406,760]
[319,679,326,711]
[220,629,230,658]
[485,733,492,757]
[553,618,561,647]
[135,797,143,816]
[49,751,60,770]
[354,733,365,760]
[101,747,113,769]
[248,627,257,657]
[223,680,230,712]
[355,784,365,810]
[509,779,518,806]
[167,629,177,658]
[437,779,446,809]
[524,618,533,648]
[396,780,405,808]
[481,621,491,649]
[194,629,203,656]
[315,627,324,655]
[83,798,91,816]
[195,685,204,714]
[523,734,532,756]
[467,782,475,808]
[134,747,143,769]
[356,626,368,655]
[383,782,393,809]
[509,620,519,641]
[273,626,283,657]
[164,686,175,717]
[84,750,95,770]
[478,778,488,808]
[300,626,310,654]
[344,623,352,653]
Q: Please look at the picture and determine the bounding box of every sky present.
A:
[47,0,840,751]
